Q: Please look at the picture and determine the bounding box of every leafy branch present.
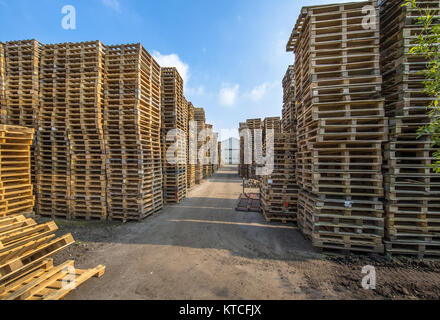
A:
[403,0,440,172]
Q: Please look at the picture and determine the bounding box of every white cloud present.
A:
[186,85,205,96]
[245,82,278,103]
[219,84,240,107]
[101,0,120,12]
[249,83,269,102]
[152,51,190,84]
[152,51,205,99]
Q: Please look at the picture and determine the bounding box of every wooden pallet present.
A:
[380,0,440,259]
[3,41,40,214]
[263,211,297,224]
[0,259,105,300]
[259,131,298,220]
[104,44,163,221]
[244,119,263,180]
[385,241,440,261]
[66,41,107,221]
[217,141,222,171]
[0,125,34,217]
[193,111,206,184]
[287,1,388,255]
[187,102,196,189]
[161,68,188,204]
[235,193,261,213]
[37,43,71,218]
[0,42,5,124]
[0,215,105,299]
[263,117,281,135]
[238,122,249,179]
[3,40,40,128]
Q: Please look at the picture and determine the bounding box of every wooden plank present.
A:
[0,233,74,283]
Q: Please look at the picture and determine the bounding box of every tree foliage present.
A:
[403,0,440,172]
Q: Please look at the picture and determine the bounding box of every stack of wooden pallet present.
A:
[288,1,387,253]
[37,43,71,218]
[211,131,219,174]
[263,117,281,137]
[0,214,105,300]
[104,44,163,221]
[204,124,213,178]
[246,118,263,180]
[282,65,296,133]
[3,40,40,128]
[238,122,248,178]
[3,40,41,213]
[194,108,205,184]
[67,41,107,220]
[0,43,5,124]
[216,141,222,171]
[161,67,187,204]
[187,102,196,189]
[0,125,34,217]
[380,0,440,259]
[260,119,298,223]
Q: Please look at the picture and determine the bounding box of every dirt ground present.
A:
[40,165,440,300]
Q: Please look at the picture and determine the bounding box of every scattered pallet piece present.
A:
[0,233,74,282]
[0,218,36,234]
[0,259,105,300]
[0,215,105,300]
[0,221,58,253]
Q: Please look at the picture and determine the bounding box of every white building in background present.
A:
[222,137,239,165]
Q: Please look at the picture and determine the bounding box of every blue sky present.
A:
[0,0,363,140]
